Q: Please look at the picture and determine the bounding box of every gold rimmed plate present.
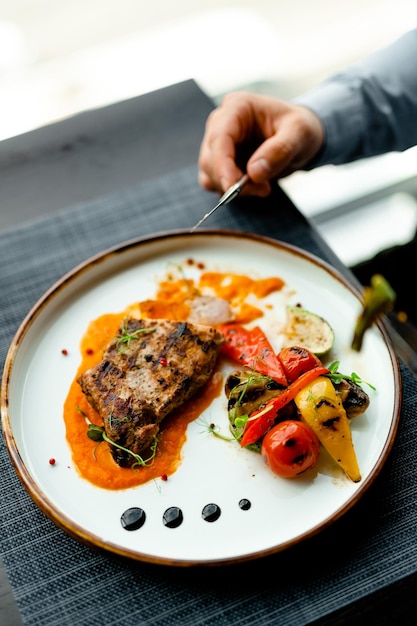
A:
[1,230,401,566]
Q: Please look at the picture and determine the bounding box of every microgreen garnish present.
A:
[86,423,105,442]
[198,416,262,454]
[76,405,89,419]
[198,418,235,442]
[167,262,188,281]
[166,262,198,297]
[86,423,158,467]
[79,406,158,468]
[108,413,129,429]
[115,320,155,351]
[102,432,158,468]
[233,414,249,430]
[327,361,376,391]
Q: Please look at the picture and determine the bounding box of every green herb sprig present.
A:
[76,406,158,468]
[198,418,236,442]
[86,423,158,468]
[166,262,199,298]
[327,361,376,391]
[116,320,155,352]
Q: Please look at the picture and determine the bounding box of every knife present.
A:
[191,173,250,231]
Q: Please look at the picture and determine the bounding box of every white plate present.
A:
[1,230,401,566]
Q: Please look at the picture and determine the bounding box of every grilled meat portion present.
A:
[78,318,224,467]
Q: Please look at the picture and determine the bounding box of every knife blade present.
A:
[191,173,250,231]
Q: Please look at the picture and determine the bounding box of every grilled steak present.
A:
[77,318,224,467]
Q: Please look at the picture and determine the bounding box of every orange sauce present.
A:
[64,268,285,490]
[199,272,283,301]
[136,299,190,321]
[199,273,284,323]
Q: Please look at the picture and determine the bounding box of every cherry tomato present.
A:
[278,346,322,383]
[261,420,320,478]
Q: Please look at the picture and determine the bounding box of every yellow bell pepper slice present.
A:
[294,376,361,482]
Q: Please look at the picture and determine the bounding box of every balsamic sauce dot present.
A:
[163,506,183,528]
[238,499,251,511]
[121,507,146,531]
[202,503,221,522]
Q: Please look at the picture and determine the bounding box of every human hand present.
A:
[198,91,324,197]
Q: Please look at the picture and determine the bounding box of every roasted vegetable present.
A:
[226,371,282,417]
[333,377,370,419]
[218,324,288,385]
[283,306,334,355]
[277,346,323,383]
[240,366,329,447]
[261,420,320,478]
[294,376,361,482]
[352,274,396,351]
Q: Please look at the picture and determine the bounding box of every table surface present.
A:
[1,79,417,626]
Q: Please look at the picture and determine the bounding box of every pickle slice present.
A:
[282,306,334,355]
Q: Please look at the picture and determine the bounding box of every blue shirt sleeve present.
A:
[294,28,417,166]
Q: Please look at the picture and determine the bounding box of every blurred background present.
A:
[1,0,417,271]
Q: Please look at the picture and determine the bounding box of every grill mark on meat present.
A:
[77,318,224,467]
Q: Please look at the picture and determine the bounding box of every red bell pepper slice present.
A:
[240,365,329,447]
[218,324,288,386]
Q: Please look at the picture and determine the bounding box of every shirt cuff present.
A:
[293,78,363,167]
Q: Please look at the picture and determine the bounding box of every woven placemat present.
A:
[1,165,416,625]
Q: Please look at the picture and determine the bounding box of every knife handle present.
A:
[220,173,250,205]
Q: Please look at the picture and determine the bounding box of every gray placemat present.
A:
[1,164,416,625]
